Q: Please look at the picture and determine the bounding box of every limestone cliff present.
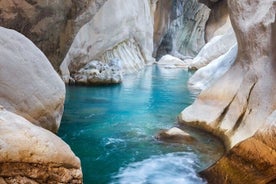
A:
[156,0,210,59]
[60,0,154,84]
[180,0,276,183]
[0,27,65,133]
[0,0,107,69]
[0,107,82,183]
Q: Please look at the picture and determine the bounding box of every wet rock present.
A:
[73,59,123,85]
[156,127,196,143]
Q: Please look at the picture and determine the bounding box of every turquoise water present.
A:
[58,66,224,184]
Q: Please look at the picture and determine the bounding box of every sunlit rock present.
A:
[60,0,154,84]
[0,27,65,133]
[157,54,188,69]
[0,108,82,183]
[188,43,238,92]
[187,28,236,70]
[180,0,276,183]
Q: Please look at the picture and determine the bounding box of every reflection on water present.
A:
[58,66,223,184]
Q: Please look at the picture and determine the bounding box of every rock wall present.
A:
[0,108,82,183]
[185,0,237,92]
[156,0,210,59]
[0,27,65,133]
[0,0,107,69]
[60,0,154,84]
[180,0,276,183]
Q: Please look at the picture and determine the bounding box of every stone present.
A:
[0,108,82,183]
[187,28,236,70]
[156,127,195,143]
[60,0,154,83]
[180,0,276,183]
[188,43,237,92]
[155,0,210,59]
[157,54,188,68]
[73,60,123,85]
[0,0,107,69]
[0,27,65,133]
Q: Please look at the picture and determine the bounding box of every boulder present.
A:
[73,59,123,85]
[0,27,65,133]
[157,54,188,68]
[0,108,82,183]
[156,127,195,143]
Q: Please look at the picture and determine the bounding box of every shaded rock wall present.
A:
[0,0,107,69]
[156,0,210,59]
[180,0,276,183]
[0,27,65,133]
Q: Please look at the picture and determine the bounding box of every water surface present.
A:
[59,66,224,184]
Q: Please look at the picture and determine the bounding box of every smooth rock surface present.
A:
[0,27,65,132]
[187,28,236,69]
[0,108,82,183]
[157,54,188,68]
[180,0,276,183]
[188,43,238,92]
[60,0,154,83]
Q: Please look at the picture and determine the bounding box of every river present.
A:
[58,65,224,184]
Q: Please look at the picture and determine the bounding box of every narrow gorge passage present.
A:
[58,66,224,183]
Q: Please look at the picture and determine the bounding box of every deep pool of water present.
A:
[58,66,224,184]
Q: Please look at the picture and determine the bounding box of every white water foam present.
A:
[111,152,206,184]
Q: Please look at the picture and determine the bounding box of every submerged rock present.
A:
[0,108,82,183]
[0,27,65,133]
[73,59,123,85]
[156,127,195,143]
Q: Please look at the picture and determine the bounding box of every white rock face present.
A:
[188,44,238,92]
[180,0,276,150]
[187,28,237,69]
[74,59,123,85]
[0,27,65,133]
[60,0,154,83]
[0,108,82,183]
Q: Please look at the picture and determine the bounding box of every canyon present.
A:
[0,0,275,183]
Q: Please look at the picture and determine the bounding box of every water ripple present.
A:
[111,152,206,184]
